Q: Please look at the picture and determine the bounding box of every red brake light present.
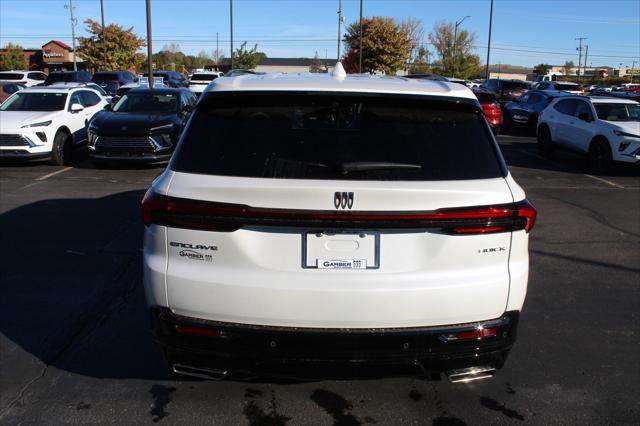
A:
[142,190,537,235]
[455,327,498,340]
[174,324,221,338]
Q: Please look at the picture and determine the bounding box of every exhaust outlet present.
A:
[172,363,228,380]
[446,366,496,383]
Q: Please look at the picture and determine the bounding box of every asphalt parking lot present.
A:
[0,134,639,425]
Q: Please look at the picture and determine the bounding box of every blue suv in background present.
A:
[142,71,188,88]
[502,90,572,133]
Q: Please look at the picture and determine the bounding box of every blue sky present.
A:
[1,0,639,68]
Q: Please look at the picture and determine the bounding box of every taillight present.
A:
[174,324,221,338]
[440,326,499,342]
[141,190,537,235]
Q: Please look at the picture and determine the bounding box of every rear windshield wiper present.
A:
[340,162,422,172]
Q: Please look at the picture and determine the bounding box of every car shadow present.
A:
[0,190,169,380]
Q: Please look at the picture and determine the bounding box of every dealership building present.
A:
[1,40,85,72]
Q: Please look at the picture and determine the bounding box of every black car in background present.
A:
[502,90,572,132]
[142,71,188,88]
[590,89,640,102]
[481,79,529,106]
[44,71,93,85]
[87,87,196,164]
[91,71,138,95]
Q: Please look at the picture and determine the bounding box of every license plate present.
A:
[302,232,379,269]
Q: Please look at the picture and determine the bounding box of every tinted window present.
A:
[79,90,101,107]
[554,99,578,115]
[0,73,25,80]
[555,83,580,91]
[537,83,549,90]
[500,81,528,90]
[92,72,120,81]
[113,92,179,113]
[27,72,46,81]
[573,101,592,118]
[474,92,495,103]
[594,103,640,121]
[0,92,67,111]
[190,74,220,81]
[172,93,504,181]
[518,94,530,103]
[68,93,82,108]
[47,72,73,82]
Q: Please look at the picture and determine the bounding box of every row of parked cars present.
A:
[0,69,230,165]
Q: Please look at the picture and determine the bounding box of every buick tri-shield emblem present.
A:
[334,192,354,209]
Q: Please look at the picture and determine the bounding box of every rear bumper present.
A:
[150,307,519,379]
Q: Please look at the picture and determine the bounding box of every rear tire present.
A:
[537,125,554,157]
[50,130,71,166]
[588,139,613,174]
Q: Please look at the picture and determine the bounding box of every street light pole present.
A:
[100,0,107,70]
[65,0,78,71]
[230,0,234,69]
[145,0,153,88]
[485,0,493,80]
[359,0,363,73]
[452,15,470,78]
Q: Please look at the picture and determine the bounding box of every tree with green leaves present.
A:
[232,42,266,70]
[562,60,575,76]
[342,16,415,75]
[78,19,145,71]
[0,43,27,70]
[533,63,551,76]
[428,21,481,79]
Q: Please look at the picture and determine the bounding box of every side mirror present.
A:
[70,103,84,113]
[183,104,194,113]
[578,112,592,122]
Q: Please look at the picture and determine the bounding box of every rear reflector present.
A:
[175,324,221,338]
[440,327,499,342]
[142,189,537,235]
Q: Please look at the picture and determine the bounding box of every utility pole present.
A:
[631,60,637,83]
[100,0,107,70]
[358,0,363,73]
[145,0,153,88]
[215,31,219,66]
[65,0,78,71]
[575,37,586,82]
[452,15,470,78]
[230,0,234,69]
[337,0,343,62]
[485,0,493,80]
[583,45,588,78]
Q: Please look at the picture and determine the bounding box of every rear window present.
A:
[190,74,219,81]
[172,93,504,181]
[0,73,25,80]
[501,81,527,90]
[92,73,119,81]
[555,83,580,91]
[474,92,495,103]
[47,73,73,82]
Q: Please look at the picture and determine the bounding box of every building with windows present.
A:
[0,40,84,72]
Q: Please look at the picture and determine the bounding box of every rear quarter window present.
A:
[171,92,506,181]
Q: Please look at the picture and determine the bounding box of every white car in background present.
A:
[537,96,640,172]
[188,72,223,95]
[0,70,48,87]
[531,81,583,95]
[142,65,537,382]
[0,85,108,164]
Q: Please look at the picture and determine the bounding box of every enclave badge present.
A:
[334,192,354,209]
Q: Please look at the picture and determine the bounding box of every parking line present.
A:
[35,167,72,181]
[584,174,625,189]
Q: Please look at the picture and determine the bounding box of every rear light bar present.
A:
[142,190,536,235]
[439,326,499,342]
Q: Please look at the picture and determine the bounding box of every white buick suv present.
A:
[142,65,537,382]
[0,84,107,164]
